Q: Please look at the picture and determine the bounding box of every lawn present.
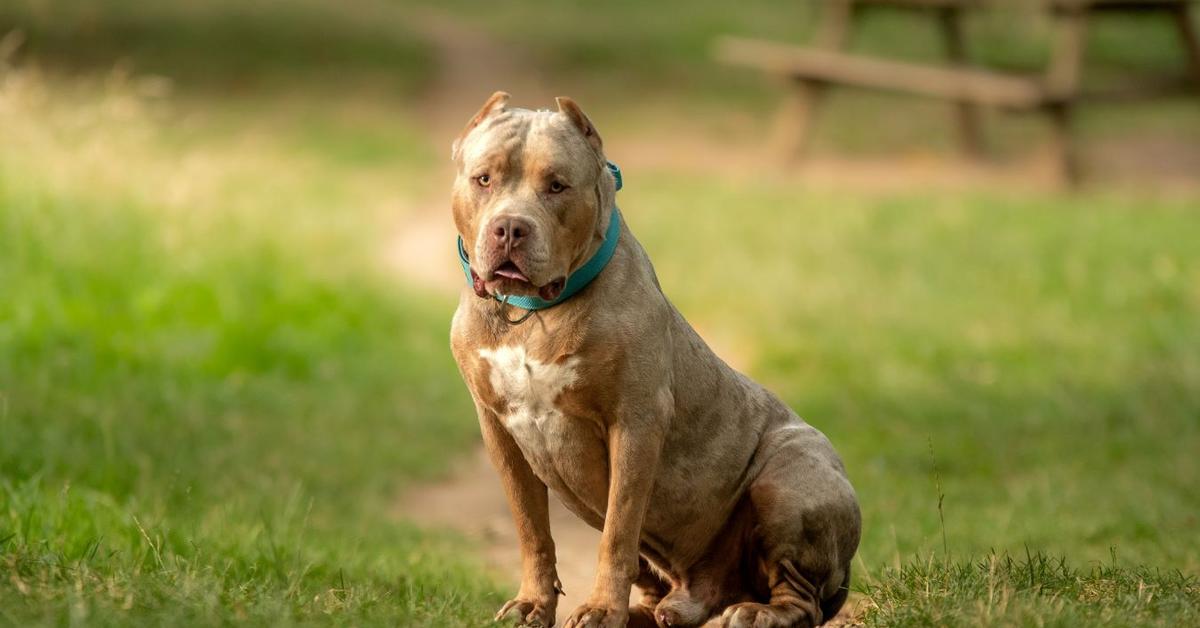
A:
[627,177,1200,625]
[2,1,1199,626]
[0,62,498,625]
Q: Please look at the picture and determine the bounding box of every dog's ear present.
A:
[555,96,603,153]
[451,91,510,161]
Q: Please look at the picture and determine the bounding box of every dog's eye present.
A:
[475,174,491,187]
[548,181,567,194]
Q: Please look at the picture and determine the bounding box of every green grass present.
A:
[628,177,1200,569]
[865,551,1199,626]
[623,177,1200,623]
[3,1,1200,625]
[0,0,433,96]
[0,75,498,625]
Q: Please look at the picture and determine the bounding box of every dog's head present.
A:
[451,92,616,301]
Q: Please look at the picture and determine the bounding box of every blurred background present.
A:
[1,1,1198,625]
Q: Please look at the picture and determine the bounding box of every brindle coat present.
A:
[449,92,861,628]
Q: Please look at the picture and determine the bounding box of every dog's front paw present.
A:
[494,597,555,627]
[563,603,628,628]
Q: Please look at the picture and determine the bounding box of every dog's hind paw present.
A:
[626,604,661,628]
[707,602,817,628]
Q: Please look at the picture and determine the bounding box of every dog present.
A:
[449,92,860,628]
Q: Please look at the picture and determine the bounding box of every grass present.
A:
[0,69,498,625]
[420,0,1195,106]
[628,177,1200,571]
[864,551,1199,626]
[623,178,1200,623]
[2,0,1199,625]
[0,0,433,96]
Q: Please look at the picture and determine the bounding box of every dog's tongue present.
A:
[494,266,529,282]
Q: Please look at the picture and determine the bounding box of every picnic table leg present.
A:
[1170,3,1200,90]
[774,0,856,160]
[774,79,828,158]
[937,6,985,160]
[1045,8,1089,186]
[1047,103,1081,186]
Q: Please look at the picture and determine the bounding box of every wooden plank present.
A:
[715,36,1048,108]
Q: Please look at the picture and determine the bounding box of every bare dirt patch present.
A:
[396,449,604,615]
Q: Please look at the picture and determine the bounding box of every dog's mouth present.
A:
[471,259,566,302]
[492,260,530,283]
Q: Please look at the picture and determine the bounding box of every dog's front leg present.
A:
[478,406,560,627]
[565,417,665,628]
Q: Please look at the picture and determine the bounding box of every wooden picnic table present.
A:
[716,0,1200,183]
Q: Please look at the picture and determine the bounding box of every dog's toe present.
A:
[709,602,807,628]
[564,603,628,628]
[494,598,553,627]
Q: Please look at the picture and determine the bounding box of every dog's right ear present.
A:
[451,91,510,161]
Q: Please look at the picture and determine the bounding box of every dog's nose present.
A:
[488,216,533,250]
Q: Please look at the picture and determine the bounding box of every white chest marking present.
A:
[478,346,578,434]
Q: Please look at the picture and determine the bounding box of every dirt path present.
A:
[397,449,606,616]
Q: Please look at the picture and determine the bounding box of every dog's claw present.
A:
[494,599,521,622]
[564,604,628,628]
[494,598,553,627]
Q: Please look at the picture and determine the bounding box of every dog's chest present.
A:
[478,345,580,454]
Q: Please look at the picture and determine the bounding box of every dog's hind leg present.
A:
[709,428,860,628]
[652,497,758,627]
[707,559,835,628]
[632,556,672,618]
[635,552,721,628]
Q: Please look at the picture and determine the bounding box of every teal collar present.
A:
[458,162,623,313]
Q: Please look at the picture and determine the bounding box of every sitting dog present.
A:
[449,92,861,628]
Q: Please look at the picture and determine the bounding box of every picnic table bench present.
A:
[715,0,1200,183]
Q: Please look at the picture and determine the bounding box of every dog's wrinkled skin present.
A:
[449,92,861,628]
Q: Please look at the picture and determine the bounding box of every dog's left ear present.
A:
[556,96,603,153]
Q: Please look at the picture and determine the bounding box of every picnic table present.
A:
[715,0,1200,183]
